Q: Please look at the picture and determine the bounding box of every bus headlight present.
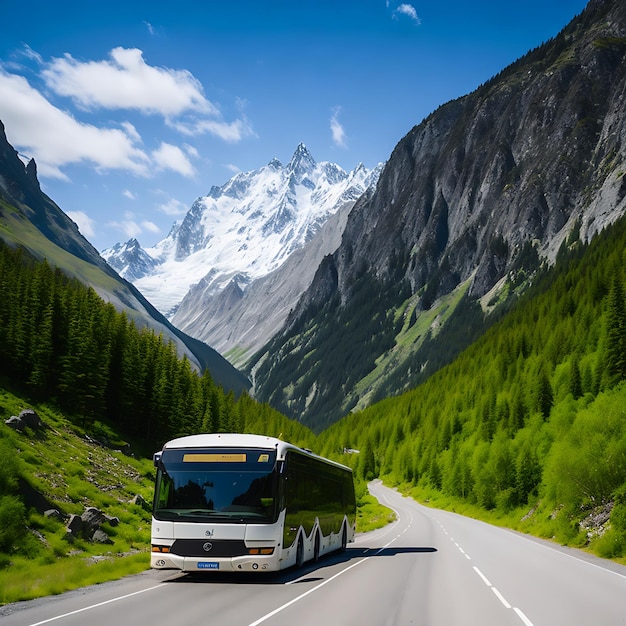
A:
[152,545,171,553]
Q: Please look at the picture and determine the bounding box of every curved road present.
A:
[3,481,626,625]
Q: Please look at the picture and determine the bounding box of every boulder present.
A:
[92,529,113,545]
[4,409,45,432]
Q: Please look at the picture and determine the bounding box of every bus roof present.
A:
[159,433,352,472]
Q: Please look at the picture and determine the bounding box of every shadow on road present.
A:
[165,545,438,585]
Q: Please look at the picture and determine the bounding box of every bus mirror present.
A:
[153,452,162,468]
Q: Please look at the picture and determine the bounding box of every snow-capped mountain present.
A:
[103,144,382,323]
[102,238,158,282]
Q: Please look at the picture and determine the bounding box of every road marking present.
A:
[250,556,370,625]
[473,566,492,586]
[514,607,534,626]
[492,587,511,609]
[473,566,534,626]
[435,518,534,626]
[260,500,414,624]
[26,585,162,626]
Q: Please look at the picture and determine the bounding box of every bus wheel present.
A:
[296,536,304,569]
[340,525,348,552]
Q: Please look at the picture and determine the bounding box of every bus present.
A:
[151,433,356,573]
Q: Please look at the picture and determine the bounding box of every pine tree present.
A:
[605,273,626,385]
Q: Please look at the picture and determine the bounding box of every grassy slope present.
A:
[0,386,155,605]
[0,383,394,606]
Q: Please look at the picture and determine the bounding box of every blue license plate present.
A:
[197,562,219,570]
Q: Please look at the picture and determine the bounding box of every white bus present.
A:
[151,433,356,573]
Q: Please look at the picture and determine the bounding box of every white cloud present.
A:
[0,48,254,183]
[120,121,142,143]
[183,143,199,159]
[330,107,347,148]
[157,196,188,216]
[123,189,136,200]
[142,220,161,234]
[42,47,216,117]
[393,3,421,24]
[171,115,255,143]
[107,212,161,240]
[20,44,43,64]
[0,70,150,179]
[151,142,196,177]
[67,210,96,238]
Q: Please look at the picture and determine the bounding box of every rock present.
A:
[64,507,119,541]
[580,502,614,539]
[44,509,63,522]
[4,409,45,432]
[81,507,106,536]
[131,494,150,511]
[92,529,113,545]
[19,409,44,429]
[104,514,120,527]
[4,416,25,432]
[66,514,83,538]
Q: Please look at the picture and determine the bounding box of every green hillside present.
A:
[0,390,155,604]
[317,215,626,563]
[0,240,319,604]
[4,206,626,606]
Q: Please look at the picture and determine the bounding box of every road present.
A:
[3,481,626,625]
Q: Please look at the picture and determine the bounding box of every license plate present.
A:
[197,562,219,570]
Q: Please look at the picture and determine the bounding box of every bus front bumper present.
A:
[151,551,281,572]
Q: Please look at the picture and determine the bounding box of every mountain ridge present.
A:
[249,0,626,431]
[104,144,383,355]
[0,120,249,394]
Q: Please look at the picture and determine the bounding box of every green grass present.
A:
[356,493,397,533]
[398,481,626,568]
[0,552,149,605]
[0,386,155,606]
[346,278,472,414]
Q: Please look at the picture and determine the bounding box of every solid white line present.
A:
[473,566,492,587]
[249,558,369,625]
[514,607,535,626]
[491,587,511,609]
[27,585,162,626]
[528,538,626,581]
[261,495,414,624]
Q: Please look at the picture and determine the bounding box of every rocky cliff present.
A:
[250,0,626,431]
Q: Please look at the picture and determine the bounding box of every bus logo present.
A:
[203,542,213,552]
[205,529,214,537]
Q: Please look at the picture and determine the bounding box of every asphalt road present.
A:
[3,481,626,626]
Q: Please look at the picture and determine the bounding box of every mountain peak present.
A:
[287,143,316,179]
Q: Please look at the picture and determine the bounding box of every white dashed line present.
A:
[438,525,535,626]
[492,586,512,609]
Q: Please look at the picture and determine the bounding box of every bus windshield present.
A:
[154,447,278,523]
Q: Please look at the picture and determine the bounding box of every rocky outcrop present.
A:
[65,507,119,544]
[250,0,626,430]
[5,409,46,432]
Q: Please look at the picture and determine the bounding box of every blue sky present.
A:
[1,0,588,251]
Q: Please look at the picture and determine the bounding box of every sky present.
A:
[0,0,589,252]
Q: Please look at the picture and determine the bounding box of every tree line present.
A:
[318,215,626,558]
[0,241,313,450]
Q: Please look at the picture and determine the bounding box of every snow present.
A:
[105,144,383,318]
